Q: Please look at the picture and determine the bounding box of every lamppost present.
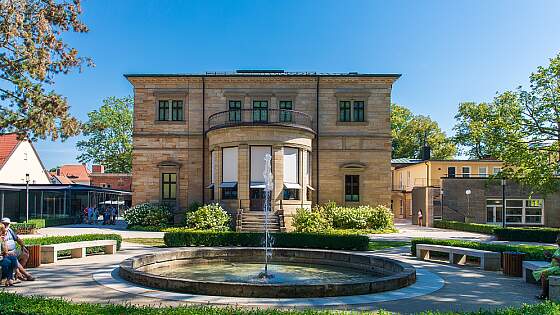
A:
[25,173,30,222]
[501,178,506,228]
[465,189,471,222]
[440,189,444,221]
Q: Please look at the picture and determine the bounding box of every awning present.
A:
[220,182,238,188]
[206,183,215,189]
[306,185,315,191]
[283,183,302,189]
[250,182,266,189]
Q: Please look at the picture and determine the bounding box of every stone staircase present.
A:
[237,211,283,232]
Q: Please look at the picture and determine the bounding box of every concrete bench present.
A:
[416,244,501,271]
[522,260,549,283]
[41,240,117,264]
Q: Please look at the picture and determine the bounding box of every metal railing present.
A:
[207,109,314,132]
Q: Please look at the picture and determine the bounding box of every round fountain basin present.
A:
[119,247,416,298]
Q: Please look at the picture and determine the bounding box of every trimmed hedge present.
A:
[164,230,369,250]
[433,220,496,235]
[27,217,77,228]
[0,292,559,315]
[494,227,560,243]
[23,234,123,251]
[410,238,555,260]
[11,222,37,234]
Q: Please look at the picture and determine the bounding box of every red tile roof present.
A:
[0,133,22,169]
[57,164,91,183]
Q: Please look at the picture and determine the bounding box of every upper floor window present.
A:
[279,100,293,122]
[478,166,488,177]
[353,101,365,122]
[493,167,502,175]
[158,100,184,121]
[253,100,268,122]
[228,100,242,122]
[339,101,351,122]
[345,175,359,202]
[461,166,471,178]
[162,173,177,200]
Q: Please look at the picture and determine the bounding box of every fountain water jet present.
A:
[258,153,274,280]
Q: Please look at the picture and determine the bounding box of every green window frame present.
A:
[253,100,268,122]
[228,100,242,122]
[171,100,183,121]
[344,175,359,202]
[353,101,364,122]
[339,101,351,122]
[279,100,293,122]
[158,100,169,121]
[162,173,177,200]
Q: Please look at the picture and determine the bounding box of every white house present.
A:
[0,133,50,184]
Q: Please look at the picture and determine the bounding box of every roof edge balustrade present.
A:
[207,109,314,133]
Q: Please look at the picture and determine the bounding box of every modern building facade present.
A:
[127,71,399,228]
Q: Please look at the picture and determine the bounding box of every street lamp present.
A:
[465,189,471,222]
[501,179,506,228]
[25,173,30,222]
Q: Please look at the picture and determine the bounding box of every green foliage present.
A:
[410,238,555,261]
[0,1,91,141]
[494,227,560,244]
[184,203,231,231]
[391,103,456,159]
[164,230,370,250]
[123,203,173,227]
[292,202,394,233]
[187,201,204,212]
[26,217,77,228]
[77,96,134,173]
[10,222,37,234]
[126,225,168,232]
[1,291,559,315]
[452,102,494,159]
[433,220,497,235]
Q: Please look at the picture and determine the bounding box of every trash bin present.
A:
[26,245,41,268]
[503,251,525,277]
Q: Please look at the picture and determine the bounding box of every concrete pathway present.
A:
[4,242,541,314]
[369,219,494,242]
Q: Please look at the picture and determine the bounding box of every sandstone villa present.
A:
[126,70,399,230]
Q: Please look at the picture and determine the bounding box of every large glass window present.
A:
[228,100,241,122]
[339,101,351,122]
[159,100,183,121]
[283,189,299,200]
[353,101,364,122]
[162,173,177,200]
[345,175,359,202]
[253,100,268,122]
[279,100,293,122]
[486,199,543,225]
[222,186,238,199]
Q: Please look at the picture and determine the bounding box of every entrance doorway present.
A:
[250,188,270,211]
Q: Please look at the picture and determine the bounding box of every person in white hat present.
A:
[1,218,35,281]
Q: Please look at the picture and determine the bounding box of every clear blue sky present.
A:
[36,0,560,169]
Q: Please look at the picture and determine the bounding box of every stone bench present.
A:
[41,240,117,264]
[522,260,549,283]
[416,244,501,271]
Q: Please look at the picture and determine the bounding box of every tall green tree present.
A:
[77,96,133,173]
[0,0,92,140]
[484,53,560,193]
[452,102,494,159]
[391,104,456,159]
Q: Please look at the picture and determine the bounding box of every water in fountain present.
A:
[257,153,274,280]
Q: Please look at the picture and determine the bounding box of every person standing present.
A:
[87,206,93,224]
[417,209,423,226]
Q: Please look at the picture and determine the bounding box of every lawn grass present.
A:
[123,238,166,247]
[368,240,409,251]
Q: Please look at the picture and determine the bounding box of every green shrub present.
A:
[187,201,203,212]
[123,203,172,227]
[23,234,122,250]
[11,222,37,234]
[164,230,369,250]
[494,227,560,243]
[0,291,559,315]
[292,207,332,233]
[184,203,231,231]
[126,225,167,232]
[26,217,77,228]
[410,238,555,260]
[433,220,496,235]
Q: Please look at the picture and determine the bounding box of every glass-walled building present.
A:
[0,184,131,222]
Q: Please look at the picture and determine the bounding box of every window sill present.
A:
[155,120,186,125]
[336,121,368,126]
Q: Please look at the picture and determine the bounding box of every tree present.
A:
[76,96,133,173]
[452,102,494,159]
[483,53,560,193]
[391,104,456,159]
[0,0,92,140]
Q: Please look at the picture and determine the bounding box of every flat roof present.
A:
[0,183,131,195]
[124,71,402,78]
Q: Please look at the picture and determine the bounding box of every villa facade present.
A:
[126,71,399,228]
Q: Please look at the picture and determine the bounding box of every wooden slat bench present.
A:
[40,240,117,264]
[522,260,549,283]
[416,244,501,271]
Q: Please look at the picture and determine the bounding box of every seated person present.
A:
[1,218,35,281]
[0,224,18,286]
[534,235,560,299]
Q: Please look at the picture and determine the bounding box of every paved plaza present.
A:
[7,221,545,314]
